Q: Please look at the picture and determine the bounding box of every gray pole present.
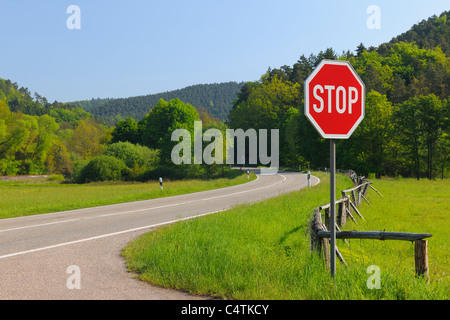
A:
[330,139,336,276]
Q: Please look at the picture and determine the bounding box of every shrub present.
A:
[139,165,187,181]
[79,155,128,182]
[72,160,88,183]
[104,142,159,169]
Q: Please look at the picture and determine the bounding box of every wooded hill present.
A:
[228,11,449,179]
[0,78,110,176]
[72,82,245,125]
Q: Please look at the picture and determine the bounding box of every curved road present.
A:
[0,170,319,300]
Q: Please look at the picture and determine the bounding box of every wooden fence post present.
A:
[415,240,429,284]
[324,208,330,231]
[337,201,346,226]
[310,208,331,270]
[362,183,369,197]
[322,237,331,270]
[357,186,362,205]
[351,190,357,206]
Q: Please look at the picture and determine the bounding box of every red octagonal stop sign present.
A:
[304,60,365,139]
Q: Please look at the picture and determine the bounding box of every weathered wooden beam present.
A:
[342,181,372,194]
[317,231,433,241]
[337,202,346,226]
[369,184,383,197]
[312,207,322,226]
[319,197,348,210]
[415,240,429,284]
[345,207,358,225]
[361,193,372,206]
[351,189,357,206]
[362,183,370,197]
[322,237,330,270]
[348,199,365,221]
[357,186,362,205]
[336,245,348,267]
[310,208,323,252]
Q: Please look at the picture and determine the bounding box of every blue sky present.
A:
[0,0,448,102]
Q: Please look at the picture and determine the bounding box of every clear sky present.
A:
[0,0,448,102]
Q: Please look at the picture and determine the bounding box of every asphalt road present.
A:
[0,170,319,300]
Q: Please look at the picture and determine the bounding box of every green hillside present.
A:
[72,82,245,125]
[228,11,450,179]
[0,78,108,176]
[388,11,450,55]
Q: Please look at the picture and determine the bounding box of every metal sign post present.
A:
[330,139,336,276]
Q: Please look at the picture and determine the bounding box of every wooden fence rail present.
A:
[316,231,432,241]
[309,173,432,283]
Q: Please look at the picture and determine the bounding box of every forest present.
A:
[72,82,245,126]
[0,11,448,180]
[228,11,450,179]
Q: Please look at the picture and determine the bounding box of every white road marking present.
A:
[0,218,80,234]
[0,210,225,260]
[0,175,256,232]
[0,173,324,262]
[0,173,261,223]
[0,174,295,259]
[0,174,286,234]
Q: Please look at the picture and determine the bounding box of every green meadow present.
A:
[122,173,449,300]
[0,171,255,219]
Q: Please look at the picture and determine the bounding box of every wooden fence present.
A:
[309,171,432,283]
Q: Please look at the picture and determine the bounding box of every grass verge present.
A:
[122,173,449,300]
[0,170,255,219]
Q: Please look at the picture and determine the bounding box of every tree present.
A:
[356,43,367,56]
[285,112,328,170]
[395,94,446,179]
[228,76,301,166]
[416,94,446,179]
[111,117,140,144]
[104,141,159,170]
[67,119,107,161]
[45,141,73,176]
[340,91,395,177]
[141,98,199,165]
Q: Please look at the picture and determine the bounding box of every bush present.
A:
[0,157,21,176]
[78,155,128,182]
[104,142,159,169]
[72,160,88,183]
[139,165,187,181]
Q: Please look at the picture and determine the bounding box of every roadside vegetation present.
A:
[122,173,449,300]
[0,170,255,219]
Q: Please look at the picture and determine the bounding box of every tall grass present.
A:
[339,178,449,293]
[0,171,255,219]
[122,173,449,300]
